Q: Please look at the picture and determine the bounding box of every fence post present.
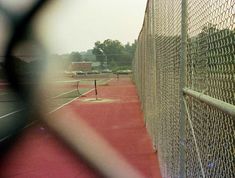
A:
[179,0,188,177]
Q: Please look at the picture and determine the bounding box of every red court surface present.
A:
[0,77,162,178]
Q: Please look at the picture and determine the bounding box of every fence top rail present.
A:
[183,88,235,118]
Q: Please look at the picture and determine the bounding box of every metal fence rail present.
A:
[132,0,234,177]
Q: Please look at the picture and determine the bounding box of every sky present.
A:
[36,0,147,54]
[0,0,147,55]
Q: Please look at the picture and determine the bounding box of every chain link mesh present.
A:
[186,0,235,177]
[133,0,235,177]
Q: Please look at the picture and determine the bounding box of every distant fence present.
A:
[132,0,234,177]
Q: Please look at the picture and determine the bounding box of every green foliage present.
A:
[92,39,136,70]
[80,49,96,61]
[70,52,82,62]
[53,39,137,71]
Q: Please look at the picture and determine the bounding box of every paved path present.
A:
[0,77,162,178]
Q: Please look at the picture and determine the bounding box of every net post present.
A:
[94,80,98,100]
[179,0,188,177]
[76,80,81,96]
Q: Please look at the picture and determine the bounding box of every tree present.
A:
[92,41,106,69]
[80,49,96,61]
[92,39,137,70]
[70,52,82,62]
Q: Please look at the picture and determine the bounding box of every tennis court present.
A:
[0,77,112,142]
[0,77,161,178]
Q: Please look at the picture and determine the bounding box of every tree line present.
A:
[55,39,137,71]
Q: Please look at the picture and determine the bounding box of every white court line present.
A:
[52,89,78,99]
[105,78,113,83]
[0,78,114,142]
[49,88,95,114]
[0,135,11,142]
[0,89,95,142]
[49,78,113,114]
[54,80,80,83]
[0,78,114,120]
[0,109,23,120]
[24,120,37,129]
[0,88,79,120]
[95,78,113,84]
[108,78,113,82]
[98,78,108,83]
[51,78,108,99]
[0,120,35,142]
[52,80,79,98]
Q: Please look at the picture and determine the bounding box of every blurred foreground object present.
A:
[0,0,144,177]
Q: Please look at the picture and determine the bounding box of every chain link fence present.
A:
[132,0,235,177]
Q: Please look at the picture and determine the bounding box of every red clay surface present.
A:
[0,77,162,178]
